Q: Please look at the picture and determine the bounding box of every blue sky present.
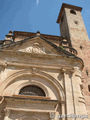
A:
[0,0,90,40]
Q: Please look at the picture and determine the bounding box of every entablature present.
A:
[0,50,83,71]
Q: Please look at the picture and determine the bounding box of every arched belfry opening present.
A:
[19,85,46,97]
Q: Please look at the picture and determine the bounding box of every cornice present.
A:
[0,50,83,70]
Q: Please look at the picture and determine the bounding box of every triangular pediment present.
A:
[0,36,84,70]
[10,36,60,55]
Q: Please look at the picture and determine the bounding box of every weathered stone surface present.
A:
[57,3,90,120]
[0,3,90,120]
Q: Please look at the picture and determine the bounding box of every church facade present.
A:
[0,3,90,120]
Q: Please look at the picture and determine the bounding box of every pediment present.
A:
[12,37,60,55]
[0,36,84,70]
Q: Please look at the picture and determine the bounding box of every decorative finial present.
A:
[36,31,40,36]
[5,30,13,41]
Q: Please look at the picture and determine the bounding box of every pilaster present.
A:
[71,67,88,119]
[62,67,88,120]
[4,109,11,120]
[62,68,75,119]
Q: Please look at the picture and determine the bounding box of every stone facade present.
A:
[0,3,90,120]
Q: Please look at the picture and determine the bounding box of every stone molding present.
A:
[0,69,65,101]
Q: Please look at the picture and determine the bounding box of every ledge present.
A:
[4,95,58,104]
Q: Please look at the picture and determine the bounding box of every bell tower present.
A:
[57,4,90,120]
[57,3,89,49]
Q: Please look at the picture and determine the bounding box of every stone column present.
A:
[62,69,75,120]
[61,103,65,120]
[4,109,10,120]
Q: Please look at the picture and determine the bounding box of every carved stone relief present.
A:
[19,42,46,54]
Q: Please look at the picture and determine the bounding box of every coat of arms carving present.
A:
[19,42,46,54]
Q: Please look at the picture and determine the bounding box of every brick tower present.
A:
[57,3,90,119]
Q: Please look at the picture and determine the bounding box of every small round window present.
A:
[19,85,46,97]
[70,9,76,15]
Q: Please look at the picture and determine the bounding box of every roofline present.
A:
[13,31,61,40]
[57,3,82,23]
[0,34,84,70]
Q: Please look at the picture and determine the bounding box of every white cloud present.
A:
[36,0,39,6]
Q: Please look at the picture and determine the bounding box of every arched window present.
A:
[70,9,76,15]
[19,85,46,97]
